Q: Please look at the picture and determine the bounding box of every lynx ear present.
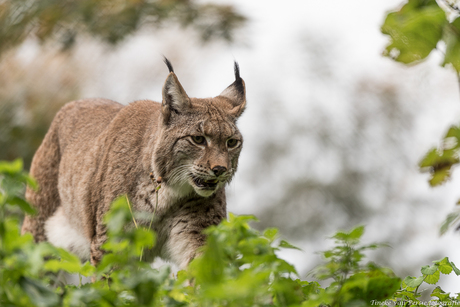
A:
[219,61,246,117]
[161,58,191,124]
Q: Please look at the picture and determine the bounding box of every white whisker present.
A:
[168,164,192,185]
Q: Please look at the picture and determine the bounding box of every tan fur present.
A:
[21,61,246,268]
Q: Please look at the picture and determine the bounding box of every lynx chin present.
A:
[21,58,247,268]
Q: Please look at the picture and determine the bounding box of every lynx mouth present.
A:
[192,176,218,190]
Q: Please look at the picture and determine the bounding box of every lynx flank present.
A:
[21,58,246,268]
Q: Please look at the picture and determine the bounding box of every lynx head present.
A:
[153,58,246,198]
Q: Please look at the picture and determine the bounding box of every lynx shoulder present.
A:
[21,59,246,268]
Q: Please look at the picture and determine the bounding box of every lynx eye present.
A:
[191,135,206,145]
[227,138,239,148]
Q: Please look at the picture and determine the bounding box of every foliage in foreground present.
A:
[1,159,460,307]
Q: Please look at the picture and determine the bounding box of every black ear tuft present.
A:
[234,61,241,81]
[232,61,244,98]
[218,61,246,117]
[163,56,174,73]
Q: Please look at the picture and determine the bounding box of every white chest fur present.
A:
[45,207,91,260]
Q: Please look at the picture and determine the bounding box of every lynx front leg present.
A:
[165,227,206,269]
[163,201,226,268]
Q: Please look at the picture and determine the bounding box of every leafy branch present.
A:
[0,0,247,57]
[382,0,460,234]
[441,0,460,14]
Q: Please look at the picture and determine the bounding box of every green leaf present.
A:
[420,148,440,168]
[348,225,365,240]
[419,125,460,187]
[451,261,460,275]
[263,228,278,241]
[365,276,401,301]
[434,257,453,275]
[440,212,460,235]
[360,243,389,250]
[189,234,225,284]
[96,253,120,273]
[403,276,424,288]
[394,288,419,300]
[8,196,36,215]
[55,247,81,263]
[381,0,447,64]
[44,259,82,274]
[0,159,23,175]
[278,240,302,251]
[272,277,304,305]
[274,259,299,275]
[298,280,322,296]
[421,264,438,275]
[332,225,365,244]
[2,219,34,253]
[431,286,451,301]
[44,247,86,274]
[104,196,131,233]
[21,173,38,190]
[443,18,460,72]
[80,261,95,277]
[424,270,440,284]
[134,228,155,254]
[19,276,60,307]
[445,125,460,142]
[429,167,452,186]
[102,238,130,253]
[228,212,259,224]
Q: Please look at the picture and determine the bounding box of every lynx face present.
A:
[153,60,246,198]
[166,101,243,197]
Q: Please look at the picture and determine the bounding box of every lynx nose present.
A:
[212,166,227,177]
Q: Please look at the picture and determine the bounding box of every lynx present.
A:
[21,58,246,268]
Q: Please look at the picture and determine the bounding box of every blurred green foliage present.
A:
[383,0,460,234]
[0,0,246,55]
[0,52,79,170]
[419,125,460,187]
[419,124,460,235]
[1,159,460,306]
[381,0,460,71]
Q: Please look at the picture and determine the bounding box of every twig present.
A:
[457,72,460,99]
[125,195,138,229]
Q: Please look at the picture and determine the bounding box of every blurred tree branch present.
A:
[441,0,460,13]
[0,52,81,169]
[0,0,247,56]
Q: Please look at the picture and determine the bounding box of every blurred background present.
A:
[2,0,460,291]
